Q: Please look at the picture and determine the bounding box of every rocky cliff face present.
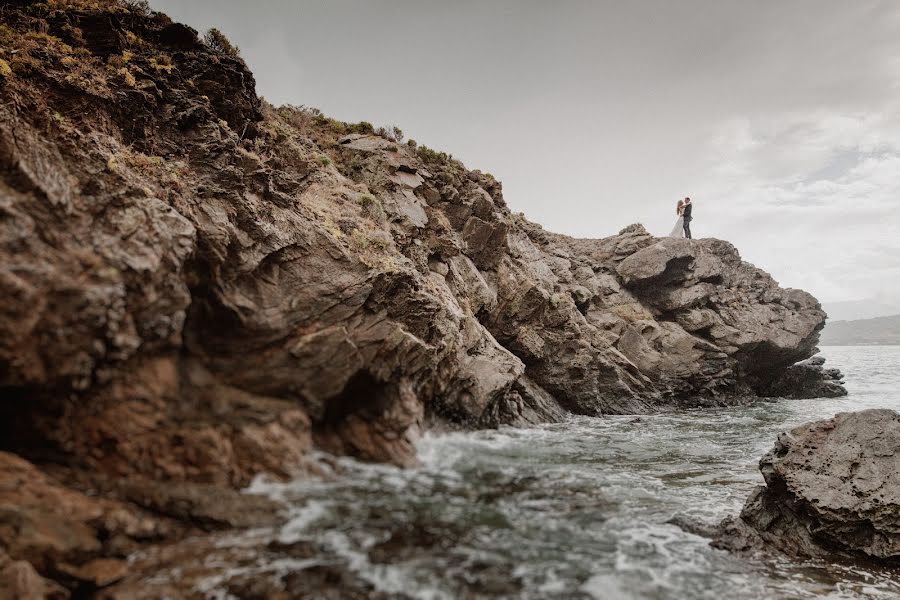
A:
[0,1,839,595]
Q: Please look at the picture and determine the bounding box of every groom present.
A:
[682,197,693,239]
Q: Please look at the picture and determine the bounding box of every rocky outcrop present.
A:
[714,410,900,563]
[760,355,847,399]
[0,549,68,600]
[0,451,177,595]
[0,450,284,596]
[0,1,843,594]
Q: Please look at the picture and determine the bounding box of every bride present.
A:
[669,199,685,237]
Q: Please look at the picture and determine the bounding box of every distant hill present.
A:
[824,299,899,322]
[820,314,900,346]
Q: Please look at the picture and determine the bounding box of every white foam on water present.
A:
[194,557,321,599]
[211,527,272,549]
[201,347,900,599]
[534,568,569,594]
[415,425,536,471]
[581,573,631,600]
[277,499,332,544]
[319,529,454,600]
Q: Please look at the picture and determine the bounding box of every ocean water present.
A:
[239,346,900,599]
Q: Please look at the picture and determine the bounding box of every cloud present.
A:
[695,107,900,306]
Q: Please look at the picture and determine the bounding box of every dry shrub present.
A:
[203,28,240,58]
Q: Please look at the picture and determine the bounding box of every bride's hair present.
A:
[676,199,684,213]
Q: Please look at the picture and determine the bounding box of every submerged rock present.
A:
[714,409,900,564]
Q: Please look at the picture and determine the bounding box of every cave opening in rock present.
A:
[182,276,247,355]
[0,387,67,464]
[320,370,391,427]
[698,274,724,285]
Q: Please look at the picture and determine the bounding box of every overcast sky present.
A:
[151,0,900,319]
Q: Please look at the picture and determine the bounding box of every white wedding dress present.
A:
[669,215,685,237]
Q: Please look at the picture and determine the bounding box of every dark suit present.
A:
[682,202,693,239]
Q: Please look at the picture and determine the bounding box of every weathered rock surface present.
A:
[760,355,847,399]
[0,451,179,597]
[714,410,900,563]
[0,0,844,594]
[0,549,68,600]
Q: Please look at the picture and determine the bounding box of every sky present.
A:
[151,0,900,320]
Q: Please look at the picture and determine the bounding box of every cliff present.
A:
[0,1,837,595]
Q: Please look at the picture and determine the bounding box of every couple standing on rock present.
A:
[670,197,693,239]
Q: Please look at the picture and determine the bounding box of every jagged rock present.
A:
[713,410,900,563]
[0,452,185,594]
[760,355,848,398]
[0,0,836,478]
[605,237,832,398]
[479,376,569,427]
[0,550,69,600]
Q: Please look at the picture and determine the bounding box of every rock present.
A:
[570,285,593,313]
[666,514,720,538]
[760,355,848,399]
[606,237,836,399]
[479,376,569,427]
[461,216,508,269]
[1,0,834,455]
[94,477,284,531]
[713,410,900,563]
[616,238,699,287]
[99,535,393,600]
[57,558,128,588]
[0,1,842,592]
[0,452,180,594]
[0,551,68,600]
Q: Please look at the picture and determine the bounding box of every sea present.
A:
[226,346,900,599]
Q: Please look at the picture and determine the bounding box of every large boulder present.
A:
[714,410,900,563]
